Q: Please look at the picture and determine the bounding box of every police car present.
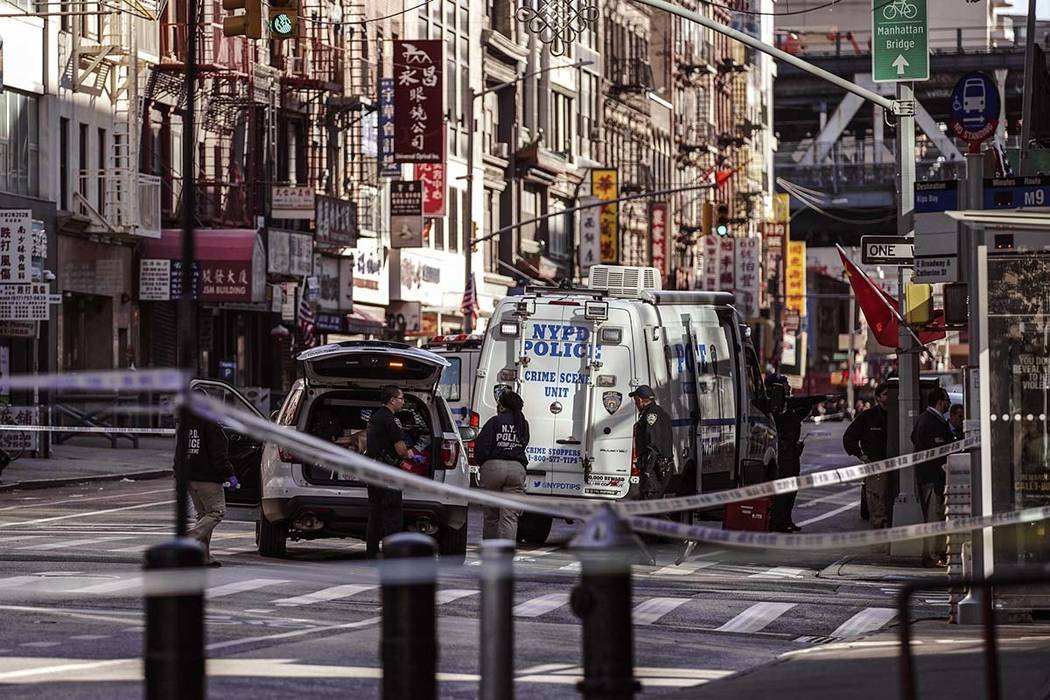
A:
[474,265,778,543]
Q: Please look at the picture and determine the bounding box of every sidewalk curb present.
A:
[0,469,172,492]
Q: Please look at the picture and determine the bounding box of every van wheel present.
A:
[437,525,468,562]
[258,516,288,558]
[517,513,552,545]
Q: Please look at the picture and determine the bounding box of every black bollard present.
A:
[570,506,642,700]
[479,539,516,700]
[380,532,438,700]
[144,538,206,700]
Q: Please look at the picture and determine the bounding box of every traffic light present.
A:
[222,0,262,38]
[268,0,300,40]
[715,203,730,237]
[701,201,713,236]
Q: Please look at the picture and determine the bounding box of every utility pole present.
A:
[847,284,856,416]
[1020,0,1039,174]
[891,81,924,556]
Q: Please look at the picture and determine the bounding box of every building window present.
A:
[0,91,39,197]
[59,118,70,209]
[98,127,107,213]
[419,1,469,159]
[78,123,89,205]
[549,92,573,157]
[546,198,571,260]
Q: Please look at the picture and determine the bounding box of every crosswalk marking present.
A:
[513,593,570,618]
[748,567,806,580]
[272,584,374,607]
[436,589,479,605]
[0,577,43,590]
[70,578,143,595]
[206,579,289,599]
[715,602,797,633]
[18,537,132,552]
[513,546,558,562]
[830,607,896,638]
[558,561,581,572]
[652,561,719,577]
[632,597,690,625]
[796,502,857,527]
[796,487,861,509]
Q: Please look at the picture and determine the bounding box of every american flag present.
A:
[460,274,479,322]
[298,287,316,348]
[993,137,1014,178]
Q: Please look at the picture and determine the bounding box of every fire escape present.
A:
[71,0,162,238]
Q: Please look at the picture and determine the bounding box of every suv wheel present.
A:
[437,524,468,562]
[258,516,288,558]
[516,513,552,545]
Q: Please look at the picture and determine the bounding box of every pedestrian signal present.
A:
[268,0,299,39]
[221,0,262,38]
[715,203,730,237]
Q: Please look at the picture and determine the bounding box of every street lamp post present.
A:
[463,59,595,333]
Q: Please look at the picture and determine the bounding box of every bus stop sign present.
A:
[950,72,1000,153]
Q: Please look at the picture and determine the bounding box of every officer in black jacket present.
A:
[766,374,822,532]
[843,383,891,529]
[175,388,237,567]
[630,385,673,499]
[911,387,956,567]
[476,389,530,540]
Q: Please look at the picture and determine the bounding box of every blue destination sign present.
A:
[915,181,958,213]
[914,177,1050,213]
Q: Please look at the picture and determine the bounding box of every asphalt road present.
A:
[0,421,944,698]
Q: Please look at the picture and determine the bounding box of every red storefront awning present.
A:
[141,229,264,303]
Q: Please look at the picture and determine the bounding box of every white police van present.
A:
[422,334,484,483]
[474,265,778,543]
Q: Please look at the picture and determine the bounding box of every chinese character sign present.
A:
[773,193,790,223]
[734,236,760,319]
[390,180,424,249]
[393,40,444,164]
[0,209,32,284]
[378,78,401,177]
[649,202,668,278]
[591,169,619,264]
[416,163,447,217]
[717,237,736,292]
[701,235,719,290]
[578,196,601,273]
[785,239,807,314]
[762,222,786,310]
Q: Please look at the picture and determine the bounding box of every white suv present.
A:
[257,341,472,559]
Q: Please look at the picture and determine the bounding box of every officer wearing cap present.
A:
[629,385,674,499]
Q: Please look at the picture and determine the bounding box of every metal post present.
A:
[1020,0,1039,175]
[380,533,438,700]
[847,285,856,417]
[480,539,515,700]
[143,9,205,697]
[570,506,642,700]
[958,150,992,624]
[891,82,924,556]
[464,87,476,334]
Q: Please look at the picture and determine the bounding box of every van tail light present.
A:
[467,411,480,465]
[630,446,640,478]
[440,439,460,469]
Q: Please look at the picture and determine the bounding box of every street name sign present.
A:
[861,235,914,265]
[872,0,929,83]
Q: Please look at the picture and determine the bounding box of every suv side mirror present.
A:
[768,384,787,415]
[270,410,280,421]
[458,426,478,442]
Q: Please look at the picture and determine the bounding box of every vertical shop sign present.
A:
[378,78,401,177]
[0,209,31,283]
[701,235,719,290]
[578,196,601,274]
[649,202,668,278]
[390,180,424,248]
[735,236,760,319]
[416,163,447,217]
[591,169,619,264]
[393,40,444,163]
[717,237,735,292]
[762,222,786,310]
[785,239,807,314]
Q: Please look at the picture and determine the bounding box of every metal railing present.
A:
[897,569,1050,700]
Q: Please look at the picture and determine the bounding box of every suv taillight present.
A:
[467,412,480,465]
[440,439,460,469]
[630,446,640,478]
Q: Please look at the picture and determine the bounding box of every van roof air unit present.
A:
[587,265,662,297]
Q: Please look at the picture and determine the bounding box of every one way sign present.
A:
[861,236,914,265]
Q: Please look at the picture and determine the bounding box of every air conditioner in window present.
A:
[491,142,511,159]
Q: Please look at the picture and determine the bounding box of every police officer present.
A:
[843,382,891,529]
[911,387,956,568]
[175,387,237,568]
[629,385,673,500]
[365,385,424,558]
[765,374,813,533]
[475,389,530,540]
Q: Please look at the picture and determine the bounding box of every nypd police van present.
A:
[473,265,778,543]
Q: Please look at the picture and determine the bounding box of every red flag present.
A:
[837,246,946,349]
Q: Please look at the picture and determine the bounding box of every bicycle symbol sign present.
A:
[872,0,928,83]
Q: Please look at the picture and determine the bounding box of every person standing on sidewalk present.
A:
[911,387,957,568]
[843,383,891,529]
[364,386,423,558]
[175,388,237,568]
[475,389,530,541]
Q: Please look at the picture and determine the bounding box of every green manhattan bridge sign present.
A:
[872,0,929,83]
